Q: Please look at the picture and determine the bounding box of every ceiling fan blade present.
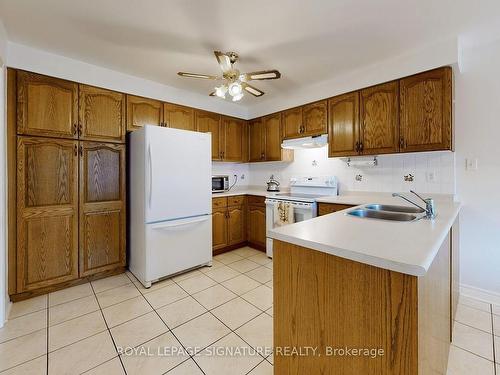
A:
[243,83,265,97]
[209,91,216,96]
[243,70,281,81]
[178,72,217,79]
[214,51,232,73]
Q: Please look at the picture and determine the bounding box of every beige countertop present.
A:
[269,192,461,277]
[211,186,288,198]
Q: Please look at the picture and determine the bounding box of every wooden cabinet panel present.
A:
[228,204,246,245]
[212,208,229,251]
[318,203,355,216]
[328,92,360,157]
[263,113,283,161]
[126,95,163,131]
[248,118,265,162]
[228,195,245,207]
[223,117,245,162]
[247,204,266,247]
[164,103,195,131]
[79,85,126,143]
[212,197,227,209]
[196,110,222,160]
[303,100,327,136]
[400,67,452,152]
[17,71,78,139]
[80,142,125,276]
[17,137,79,292]
[360,81,399,155]
[282,107,303,139]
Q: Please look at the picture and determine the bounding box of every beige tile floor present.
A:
[0,246,498,374]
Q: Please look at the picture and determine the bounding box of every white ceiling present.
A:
[1,0,500,110]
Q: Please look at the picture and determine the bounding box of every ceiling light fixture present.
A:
[232,93,243,102]
[215,85,227,99]
[228,82,242,96]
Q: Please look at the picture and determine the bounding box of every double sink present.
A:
[347,204,425,222]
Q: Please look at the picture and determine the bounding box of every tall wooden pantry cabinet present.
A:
[9,69,126,299]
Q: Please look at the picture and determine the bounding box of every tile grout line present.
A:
[126,272,208,375]
[89,281,129,375]
[491,305,497,375]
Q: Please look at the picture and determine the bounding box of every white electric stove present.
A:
[264,176,338,257]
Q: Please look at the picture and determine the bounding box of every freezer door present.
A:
[144,215,212,282]
[144,126,211,223]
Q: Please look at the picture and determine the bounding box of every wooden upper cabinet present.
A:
[164,103,195,131]
[79,142,126,277]
[223,117,245,162]
[263,113,283,161]
[79,85,126,143]
[302,100,327,136]
[126,95,163,131]
[360,81,400,155]
[196,110,222,160]
[282,107,303,139]
[16,137,79,292]
[249,118,265,162]
[17,71,78,139]
[400,67,452,152]
[328,92,360,157]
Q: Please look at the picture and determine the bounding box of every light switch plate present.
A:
[465,158,478,171]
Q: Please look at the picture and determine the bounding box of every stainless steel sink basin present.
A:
[346,209,418,222]
[363,204,425,214]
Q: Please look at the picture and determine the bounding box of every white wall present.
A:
[455,38,500,296]
[0,18,8,326]
[248,149,455,195]
[212,162,250,189]
[6,42,249,120]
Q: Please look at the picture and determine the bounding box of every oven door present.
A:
[264,199,317,257]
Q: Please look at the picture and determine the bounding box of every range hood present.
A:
[281,134,328,150]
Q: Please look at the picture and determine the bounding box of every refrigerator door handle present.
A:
[148,144,153,209]
[151,216,209,230]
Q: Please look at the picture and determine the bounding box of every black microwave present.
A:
[212,175,230,193]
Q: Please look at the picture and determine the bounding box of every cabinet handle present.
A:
[74,144,78,156]
[399,137,406,149]
[73,123,78,136]
[261,152,265,160]
[79,145,83,156]
[78,123,83,137]
[355,141,359,153]
[359,142,364,153]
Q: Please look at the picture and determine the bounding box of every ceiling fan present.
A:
[178,51,281,102]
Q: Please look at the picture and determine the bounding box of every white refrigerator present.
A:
[129,125,212,288]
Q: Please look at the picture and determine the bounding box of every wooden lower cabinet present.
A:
[212,207,229,251]
[79,142,126,276]
[228,203,246,245]
[247,196,266,249]
[16,137,80,292]
[318,203,355,216]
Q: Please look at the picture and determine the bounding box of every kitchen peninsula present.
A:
[270,194,461,375]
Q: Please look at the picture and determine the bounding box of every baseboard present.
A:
[460,283,500,306]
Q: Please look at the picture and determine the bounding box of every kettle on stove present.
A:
[266,175,280,192]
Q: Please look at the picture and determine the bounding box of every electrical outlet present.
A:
[426,171,437,182]
[465,158,478,171]
[240,174,245,180]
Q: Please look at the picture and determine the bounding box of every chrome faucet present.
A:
[392,190,436,219]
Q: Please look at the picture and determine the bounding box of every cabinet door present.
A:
[328,92,360,157]
[17,137,79,292]
[212,208,229,251]
[228,204,246,245]
[17,71,78,139]
[164,103,195,131]
[303,100,327,136]
[247,205,266,247]
[249,118,265,162]
[126,95,163,131]
[196,110,222,160]
[263,113,283,161]
[318,203,354,216]
[400,67,452,152]
[80,142,126,277]
[282,107,303,139]
[79,85,126,143]
[223,117,245,162]
[360,81,399,155]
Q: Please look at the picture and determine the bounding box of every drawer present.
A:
[228,195,246,207]
[247,195,266,207]
[212,197,228,209]
[318,203,354,216]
